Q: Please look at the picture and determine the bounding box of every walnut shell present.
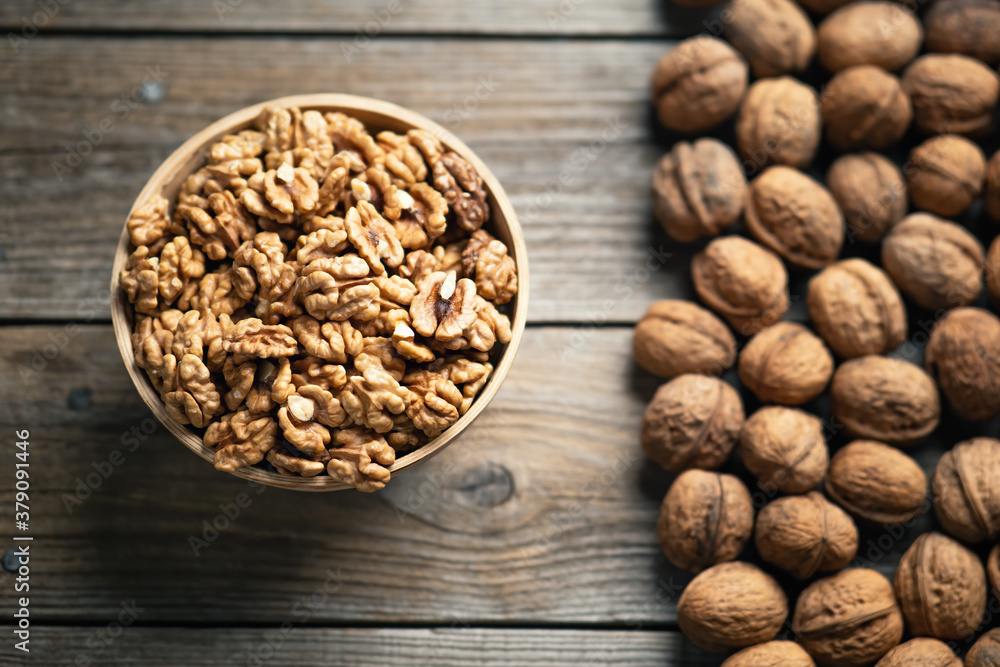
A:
[817,2,923,72]
[793,568,904,667]
[967,628,1000,667]
[826,153,907,243]
[652,138,746,243]
[722,641,816,667]
[724,0,816,78]
[925,308,1000,422]
[989,235,1000,304]
[735,77,821,170]
[830,356,940,445]
[907,135,986,218]
[739,322,834,404]
[990,546,1000,596]
[740,406,828,494]
[807,259,907,359]
[901,54,1000,136]
[651,37,749,133]
[894,532,986,640]
[932,437,1000,543]
[657,469,754,573]
[642,374,744,472]
[677,561,788,653]
[881,213,984,310]
[826,440,927,524]
[633,300,737,379]
[691,236,789,336]
[755,491,858,579]
[986,149,1000,222]
[875,638,961,667]
[821,65,912,151]
[745,166,844,269]
[925,0,1000,65]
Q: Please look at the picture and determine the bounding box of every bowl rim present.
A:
[110,93,529,491]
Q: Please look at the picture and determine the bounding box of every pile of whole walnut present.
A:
[638,0,1000,663]
[120,106,517,492]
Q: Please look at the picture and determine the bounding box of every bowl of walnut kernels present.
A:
[110,94,527,492]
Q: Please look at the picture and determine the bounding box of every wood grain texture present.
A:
[0,37,685,324]
[0,627,723,667]
[0,0,717,37]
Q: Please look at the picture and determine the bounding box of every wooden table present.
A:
[1,2,996,665]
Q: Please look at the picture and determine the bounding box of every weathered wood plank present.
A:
[0,0,715,37]
[0,627,722,667]
[0,37,685,324]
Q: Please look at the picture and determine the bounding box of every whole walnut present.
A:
[986,150,1000,222]
[894,532,986,640]
[826,153,907,243]
[967,628,1000,667]
[932,438,1000,543]
[651,37,749,133]
[641,374,744,472]
[657,469,754,573]
[652,139,746,243]
[744,166,844,269]
[821,66,912,151]
[925,0,1000,66]
[817,2,923,72]
[723,0,816,78]
[825,440,928,524]
[677,561,787,653]
[755,491,858,579]
[925,308,1000,422]
[882,214,984,310]
[901,54,1000,136]
[808,259,907,359]
[735,77,821,170]
[830,356,940,445]
[793,568,904,666]
[722,641,816,667]
[740,406,828,494]
[739,322,834,404]
[875,638,961,667]
[907,135,986,218]
[633,300,736,379]
[691,236,789,336]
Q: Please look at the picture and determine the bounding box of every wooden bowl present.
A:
[110,94,528,491]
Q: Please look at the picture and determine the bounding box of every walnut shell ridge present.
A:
[902,54,1000,136]
[657,469,754,573]
[633,300,736,379]
[925,308,1000,422]
[932,437,1000,544]
[755,491,858,580]
[745,166,844,269]
[881,213,984,311]
[793,568,904,667]
[817,2,923,73]
[825,440,927,524]
[651,37,749,134]
[724,0,816,78]
[807,259,907,359]
[740,406,828,494]
[907,134,986,218]
[894,532,986,640]
[739,322,834,404]
[652,138,746,243]
[677,561,788,653]
[821,66,912,151]
[736,77,821,170]
[692,236,789,336]
[826,153,907,243]
[830,356,940,445]
[641,374,744,472]
[875,638,961,667]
